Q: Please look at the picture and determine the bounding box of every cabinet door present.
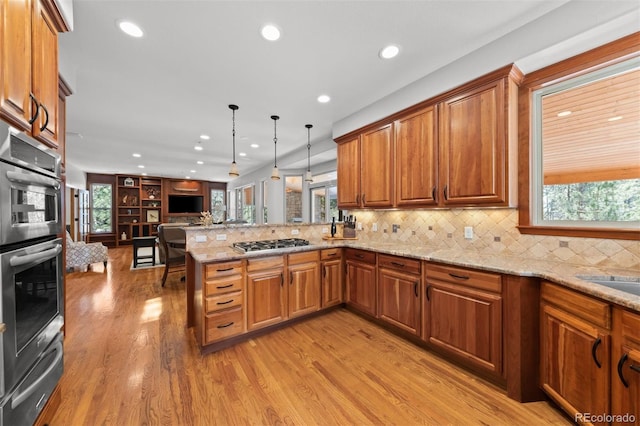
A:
[440,79,506,205]
[31,0,59,147]
[321,259,343,308]
[345,261,376,316]
[247,268,285,330]
[378,268,420,335]
[425,280,502,375]
[336,137,361,208]
[361,123,394,207]
[0,0,32,130]
[612,309,640,425]
[540,303,610,424]
[395,106,438,207]
[288,262,320,318]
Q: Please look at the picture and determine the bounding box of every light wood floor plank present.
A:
[52,247,571,425]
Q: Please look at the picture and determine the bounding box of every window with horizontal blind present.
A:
[531,56,640,229]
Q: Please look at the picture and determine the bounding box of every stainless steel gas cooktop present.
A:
[232,238,309,253]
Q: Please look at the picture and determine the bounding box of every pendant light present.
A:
[270,115,280,180]
[228,104,239,177]
[304,124,313,182]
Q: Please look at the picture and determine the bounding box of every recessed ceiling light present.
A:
[190,170,196,173]
[608,116,623,122]
[200,134,210,140]
[250,144,259,149]
[141,172,147,176]
[185,176,190,179]
[138,165,145,169]
[194,141,203,151]
[261,24,281,41]
[118,20,143,38]
[379,45,400,59]
[557,111,572,117]
[317,94,331,103]
[132,153,141,158]
[197,160,204,165]
[239,152,247,157]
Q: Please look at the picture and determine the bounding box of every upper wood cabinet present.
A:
[361,123,394,207]
[335,64,521,210]
[394,105,438,207]
[336,137,360,208]
[0,0,66,148]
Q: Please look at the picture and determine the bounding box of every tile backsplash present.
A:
[185,208,639,270]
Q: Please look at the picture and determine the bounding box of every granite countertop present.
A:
[188,240,640,312]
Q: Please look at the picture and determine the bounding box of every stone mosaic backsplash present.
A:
[185,208,639,270]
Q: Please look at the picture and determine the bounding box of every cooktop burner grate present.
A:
[232,238,309,253]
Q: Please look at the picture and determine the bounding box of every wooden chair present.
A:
[157,224,186,287]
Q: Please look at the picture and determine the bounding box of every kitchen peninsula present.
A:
[183,222,640,409]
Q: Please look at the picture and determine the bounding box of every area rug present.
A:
[130,247,164,270]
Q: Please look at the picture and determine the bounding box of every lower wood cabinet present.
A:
[377,254,421,335]
[345,249,377,316]
[612,308,640,424]
[424,262,503,376]
[320,248,343,308]
[247,256,285,331]
[540,282,611,425]
[287,251,320,318]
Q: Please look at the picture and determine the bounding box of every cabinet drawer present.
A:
[205,261,243,279]
[378,254,421,275]
[345,249,376,264]
[205,308,244,343]
[426,262,501,293]
[621,309,640,342]
[289,250,319,265]
[541,281,611,330]
[205,291,243,313]
[247,256,284,272]
[205,276,243,296]
[321,248,342,260]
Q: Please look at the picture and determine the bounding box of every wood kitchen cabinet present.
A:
[320,248,343,308]
[195,260,245,346]
[394,105,438,207]
[361,123,394,207]
[424,262,503,377]
[540,282,611,425]
[287,251,320,318]
[345,249,376,316]
[247,256,286,331]
[377,254,421,335]
[0,0,67,148]
[336,137,360,208]
[612,308,640,424]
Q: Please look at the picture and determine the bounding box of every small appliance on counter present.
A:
[343,215,356,238]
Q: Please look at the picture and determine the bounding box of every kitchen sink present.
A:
[576,275,640,297]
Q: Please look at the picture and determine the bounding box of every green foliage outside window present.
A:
[91,183,112,233]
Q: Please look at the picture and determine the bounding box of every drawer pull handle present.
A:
[391,261,405,267]
[356,254,364,259]
[217,322,234,329]
[216,299,234,305]
[425,285,431,301]
[216,284,234,289]
[290,271,293,285]
[327,252,337,257]
[414,282,418,298]
[618,353,630,388]
[443,185,448,201]
[323,266,327,278]
[39,104,49,132]
[631,364,640,374]
[280,273,284,286]
[591,337,602,368]
[216,267,234,272]
[432,186,437,202]
[28,93,40,125]
[449,273,469,280]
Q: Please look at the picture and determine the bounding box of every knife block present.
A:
[343,227,356,238]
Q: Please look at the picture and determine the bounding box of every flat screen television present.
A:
[168,195,204,214]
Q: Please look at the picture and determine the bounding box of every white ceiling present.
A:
[60,0,581,183]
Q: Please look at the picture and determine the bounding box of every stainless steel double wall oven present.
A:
[0,122,64,425]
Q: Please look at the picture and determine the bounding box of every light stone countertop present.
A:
[188,239,640,312]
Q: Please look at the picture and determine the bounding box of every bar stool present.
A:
[133,236,157,267]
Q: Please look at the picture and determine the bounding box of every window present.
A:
[90,183,113,233]
[520,35,640,240]
[210,189,225,223]
[285,175,303,223]
[235,184,255,223]
[310,171,338,223]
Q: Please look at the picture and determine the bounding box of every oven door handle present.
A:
[11,339,63,409]
[10,244,62,268]
[6,170,60,190]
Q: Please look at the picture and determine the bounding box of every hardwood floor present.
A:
[53,247,571,425]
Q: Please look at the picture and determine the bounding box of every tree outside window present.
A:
[91,183,113,233]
